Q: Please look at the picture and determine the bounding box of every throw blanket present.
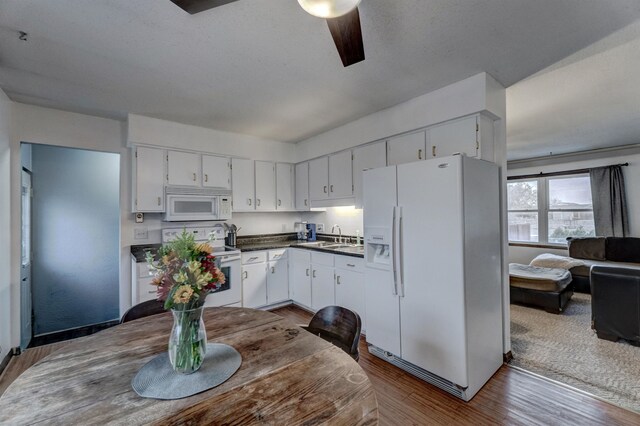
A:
[530,253,585,270]
[509,263,571,281]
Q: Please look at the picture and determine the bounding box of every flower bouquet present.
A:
[146,230,225,374]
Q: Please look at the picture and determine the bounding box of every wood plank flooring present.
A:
[1,304,639,425]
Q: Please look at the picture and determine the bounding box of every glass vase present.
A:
[168,306,207,374]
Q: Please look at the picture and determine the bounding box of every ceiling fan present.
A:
[169,0,365,67]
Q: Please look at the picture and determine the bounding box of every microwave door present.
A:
[166,195,218,221]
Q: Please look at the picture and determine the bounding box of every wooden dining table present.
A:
[0,307,378,425]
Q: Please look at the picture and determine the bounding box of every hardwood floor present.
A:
[275,305,640,426]
[1,304,639,425]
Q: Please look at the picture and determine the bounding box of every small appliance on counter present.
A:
[305,223,317,241]
[294,221,308,240]
[224,223,238,247]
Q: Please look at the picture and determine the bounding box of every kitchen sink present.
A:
[330,245,365,254]
[295,241,332,247]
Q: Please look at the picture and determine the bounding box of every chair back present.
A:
[304,306,361,361]
[120,299,166,324]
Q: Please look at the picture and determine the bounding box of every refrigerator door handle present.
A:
[398,206,405,297]
[391,206,398,296]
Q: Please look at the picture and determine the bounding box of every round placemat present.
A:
[132,343,242,400]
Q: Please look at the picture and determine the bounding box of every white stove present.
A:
[161,224,241,308]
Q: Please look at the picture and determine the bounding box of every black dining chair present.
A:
[120,299,166,324]
[301,306,362,361]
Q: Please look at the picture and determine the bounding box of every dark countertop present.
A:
[130,244,162,263]
[236,239,364,259]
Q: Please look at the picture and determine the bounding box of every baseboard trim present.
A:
[30,320,120,348]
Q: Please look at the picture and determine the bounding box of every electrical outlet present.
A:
[134,227,148,240]
[317,223,325,232]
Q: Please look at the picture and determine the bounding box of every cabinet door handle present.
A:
[306,268,310,276]
[157,197,161,206]
[271,267,275,274]
[304,199,308,206]
[418,149,423,160]
[257,199,261,206]
[204,174,208,182]
[147,290,155,294]
[192,172,197,181]
[248,198,252,206]
[330,184,334,193]
[347,263,355,267]
[312,270,316,278]
[323,185,327,193]
[336,275,341,285]
[243,271,248,279]
[278,199,281,206]
[432,146,436,157]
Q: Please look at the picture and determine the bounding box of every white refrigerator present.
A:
[363,154,502,401]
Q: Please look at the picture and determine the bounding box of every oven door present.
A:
[164,195,219,221]
[204,254,241,307]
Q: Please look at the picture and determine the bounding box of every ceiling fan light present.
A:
[298,0,361,19]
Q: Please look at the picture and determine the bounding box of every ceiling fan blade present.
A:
[170,0,240,14]
[326,7,365,67]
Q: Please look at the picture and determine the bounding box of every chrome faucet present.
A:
[331,224,342,243]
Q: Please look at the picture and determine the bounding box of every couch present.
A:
[566,237,640,293]
[591,266,640,345]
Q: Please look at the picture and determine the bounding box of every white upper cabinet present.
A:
[353,142,386,208]
[255,161,276,211]
[386,131,427,166]
[167,151,200,186]
[429,114,494,160]
[133,146,165,212]
[328,151,353,198]
[202,155,231,189]
[295,162,310,211]
[309,157,329,201]
[231,158,255,212]
[276,163,294,211]
[308,152,353,202]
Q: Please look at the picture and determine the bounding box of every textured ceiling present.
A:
[1,0,640,145]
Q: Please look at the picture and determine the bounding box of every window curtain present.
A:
[589,165,629,237]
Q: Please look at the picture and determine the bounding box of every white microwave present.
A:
[164,187,232,221]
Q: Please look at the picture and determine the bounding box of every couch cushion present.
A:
[606,237,640,263]
[567,237,606,261]
[509,263,572,292]
[570,259,640,278]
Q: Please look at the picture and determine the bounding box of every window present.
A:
[508,174,595,245]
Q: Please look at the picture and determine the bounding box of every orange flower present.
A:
[173,285,194,304]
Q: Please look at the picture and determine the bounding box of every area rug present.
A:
[510,293,640,413]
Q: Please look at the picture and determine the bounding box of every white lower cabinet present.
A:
[241,262,267,308]
[242,249,289,308]
[335,257,366,330]
[131,259,157,305]
[311,264,335,311]
[267,249,289,304]
[290,249,312,308]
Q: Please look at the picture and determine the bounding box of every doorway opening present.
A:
[20,143,120,348]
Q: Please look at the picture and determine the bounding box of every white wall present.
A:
[0,90,13,362]
[507,146,640,265]
[128,114,296,163]
[296,73,503,161]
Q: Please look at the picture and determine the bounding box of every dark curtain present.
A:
[589,165,629,237]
